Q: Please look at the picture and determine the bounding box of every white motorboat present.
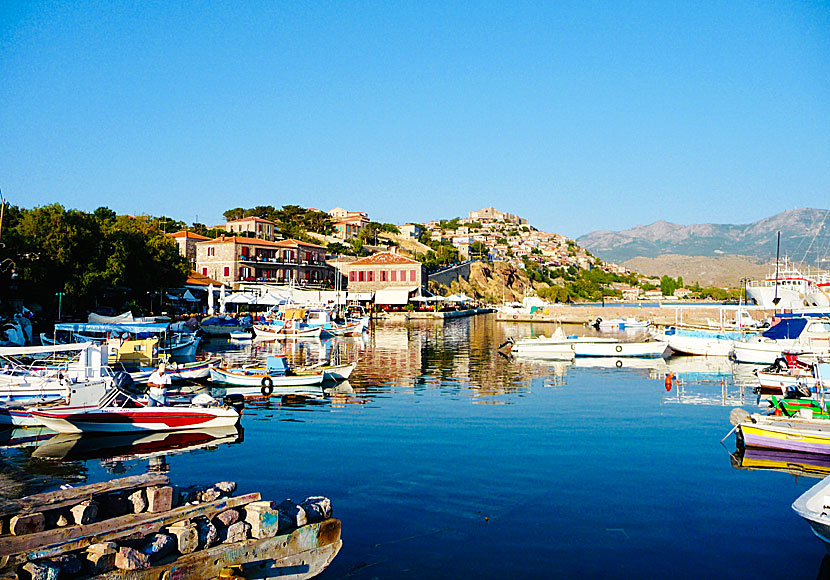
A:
[591,317,650,330]
[792,475,830,547]
[654,326,755,357]
[731,317,830,364]
[573,341,668,358]
[509,327,617,359]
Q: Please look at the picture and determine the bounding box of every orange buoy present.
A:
[665,373,673,392]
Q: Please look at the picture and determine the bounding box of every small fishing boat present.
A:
[591,317,650,330]
[792,475,830,547]
[296,362,356,382]
[508,327,618,360]
[731,408,830,455]
[655,326,752,357]
[572,341,668,358]
[210,356,325,397]
[29,388,242,434]
[731,317,830,364]
[756,359,828,396]
[254,323,323,339]
[229,330,253,341]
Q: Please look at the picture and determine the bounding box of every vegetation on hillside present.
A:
[0,204,190,315]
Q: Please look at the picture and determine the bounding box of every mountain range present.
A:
[577,208,830,267]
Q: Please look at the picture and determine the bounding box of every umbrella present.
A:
[207,283,214,315]
[411,295,429,302]
[182,289,198,302]
[426,295,445,302]
[224,293,252,304]
[255,293,284,306]
[219,284,227,314]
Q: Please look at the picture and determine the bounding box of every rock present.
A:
[276,499,307,528]
[55,513,70,527]
[10,512,45,535]
[197,518,218,549]
[299,497,332,522]
[243,501,282,539]
[21,560,60,580]
[214,481,237,494]
[115,547,150,570]
[146,486,173,513]
[127,489,147,513]
[200,488,221,502]
[166,522,199,555]
[71,500,99,525]
[214,508,239,528]
[84,544,117,574]
[141,533,176,562]
[224,521,250,543]
[52,553,82,575]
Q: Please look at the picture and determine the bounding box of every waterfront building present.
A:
[167,230,212,268]
[223,216,278,242]
[195,236,330,289]
[341,251,426,305]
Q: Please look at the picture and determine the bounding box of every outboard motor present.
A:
[592,317,602,329]
[223,394,246,414]
[113,372,136,393]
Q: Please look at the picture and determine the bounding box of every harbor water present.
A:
[1,314,825,579]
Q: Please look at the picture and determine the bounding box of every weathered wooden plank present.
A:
[0,474,169,520]
[89,518,341,580]
[0,492,260,562]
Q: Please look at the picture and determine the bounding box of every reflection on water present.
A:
[0,315,824,579]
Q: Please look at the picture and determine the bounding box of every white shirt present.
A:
[147,370,171,393]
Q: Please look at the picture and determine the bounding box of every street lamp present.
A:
[56,291,66,321]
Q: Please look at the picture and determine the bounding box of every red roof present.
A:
[350,252,421,266]
[275,238,327,250]
[167,230,211,240]
[226,216,276,225]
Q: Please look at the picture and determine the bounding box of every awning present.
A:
[347,292,374,301]
[374,288,413,305]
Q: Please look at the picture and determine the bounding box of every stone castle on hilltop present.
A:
[468,207,528,226]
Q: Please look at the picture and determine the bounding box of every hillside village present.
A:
[164,205,724,309]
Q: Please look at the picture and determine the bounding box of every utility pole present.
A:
[0,189,5,247]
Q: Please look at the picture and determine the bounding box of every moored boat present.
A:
[792,475,830,547]
[509,327,617,360]
[730,317,830,364]
[572,341,668,358]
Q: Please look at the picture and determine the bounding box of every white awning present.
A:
[347,292,374,301]
[374,288,414,305]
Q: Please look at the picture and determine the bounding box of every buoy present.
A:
[665,373,673,392]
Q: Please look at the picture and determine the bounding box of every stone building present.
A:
[167,230,212,268]
[222,216,278,242]
[195,236,330,288]
[468,207,528,225]
[328,207,370,240]
[341,251,425,293]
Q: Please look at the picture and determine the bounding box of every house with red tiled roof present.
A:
[195,236,331,289]
[223,216,278,241]
[328,207,370,240]
[167,230,212,267]
[342,251,425,296]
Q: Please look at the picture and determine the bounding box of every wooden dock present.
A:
[0,473,341,579]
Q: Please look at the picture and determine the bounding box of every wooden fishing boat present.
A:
[792,475,830,547]
[254,323,323,339]
[572,341,668,358]
[210,356,325,397]
[125,356,223,384]
[732,408,830,455]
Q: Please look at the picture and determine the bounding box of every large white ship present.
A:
[745,257,830,309]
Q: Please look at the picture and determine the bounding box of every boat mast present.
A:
[773,231,781,306]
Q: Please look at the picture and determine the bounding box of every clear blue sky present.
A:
[1,1,827,238]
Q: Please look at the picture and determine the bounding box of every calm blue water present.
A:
[1,315,825,579]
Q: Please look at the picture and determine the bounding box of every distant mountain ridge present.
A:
[577,208,830,265]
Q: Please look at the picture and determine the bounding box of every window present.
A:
[391,270,397,282]
[410,270,416,282]
[224,267,230,277]
[359,271,365,282]
[381,271,387,282]
[202,267,208,276]
[368,271,374,282]
[349,271,355,282]
[400,269,406,280]
[207,247,215,257]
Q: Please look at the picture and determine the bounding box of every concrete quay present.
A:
[494,304,776,326]
[382,308,494,322]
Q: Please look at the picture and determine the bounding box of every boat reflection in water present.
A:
[30,424,244,463]
[731,445,830,479]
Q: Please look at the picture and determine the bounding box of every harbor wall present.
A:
[494,304,778,326]
[427,262,471,287]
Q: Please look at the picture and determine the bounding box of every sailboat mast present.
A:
[773,231,781,306]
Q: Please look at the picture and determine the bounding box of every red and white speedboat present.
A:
[29,389,241,434]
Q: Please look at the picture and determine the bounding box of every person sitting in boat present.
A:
[146,363,171,406]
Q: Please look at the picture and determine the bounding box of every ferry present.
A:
[745,257,830,309]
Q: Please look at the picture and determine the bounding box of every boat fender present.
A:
[665,372,673,391]
[616,360,623,368]
[615,345,622,353]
